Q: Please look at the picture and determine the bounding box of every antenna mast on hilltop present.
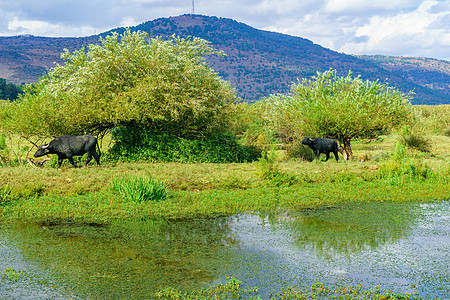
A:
[192,0,195,14]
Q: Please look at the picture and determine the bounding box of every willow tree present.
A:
[288,70,413,159]
[1,29,235,139]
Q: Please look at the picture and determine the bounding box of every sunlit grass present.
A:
[0,129,448,224]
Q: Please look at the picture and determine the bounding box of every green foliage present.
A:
[378,143,434,180]
[0,184,11,206]
[1,30,235,137]
[108,125,261,163]
[0,134,10,165]
[111,175,167,203]
[398,126,432,153]
[257,149,298,186]
[0,78,22,101]
[228,101,278,149]
[274,69,413,159]
[444,127,450,137]
[285,139,315,161]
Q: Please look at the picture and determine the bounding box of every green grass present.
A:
[1,175,447,225]
[0,132,448,224]
[111,175,168,203]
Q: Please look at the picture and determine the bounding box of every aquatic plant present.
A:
[154,277,259,299]
[2,267,23,281]
[154,278,421,299]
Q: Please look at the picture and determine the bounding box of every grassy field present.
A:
[0,133,448,224]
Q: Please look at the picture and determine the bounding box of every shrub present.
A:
[285,139,314,161]
[108,125,261,163]
[378,142,434,180]
[111,175,167,203]
[257,150,298,186]
[398,126,432,152]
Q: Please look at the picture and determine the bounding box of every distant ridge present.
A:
[0,14,449,104]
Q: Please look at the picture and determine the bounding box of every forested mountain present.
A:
[0,14,449,104]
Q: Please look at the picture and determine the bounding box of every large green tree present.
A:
[1,30,235,139]
[0,78,22,101]
[275,70,413,159]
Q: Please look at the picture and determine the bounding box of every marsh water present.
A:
[1,201,449,299]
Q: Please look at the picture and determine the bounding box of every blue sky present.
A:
[0,0,449,60]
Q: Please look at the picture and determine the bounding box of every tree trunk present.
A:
[342,138,353,160]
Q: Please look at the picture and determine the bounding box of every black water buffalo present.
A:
[34,135,100,168]
[301,136,339,161]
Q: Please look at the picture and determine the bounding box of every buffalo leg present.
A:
[92,151,100,166]
[57,156,64,168]
[334,151,339,161]
[325,152,330,161]
[84,154,92,167]
[67,157,78,168]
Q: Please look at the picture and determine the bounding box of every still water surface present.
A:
[1,201,449,299]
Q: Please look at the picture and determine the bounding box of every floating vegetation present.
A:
[2,267,23,282]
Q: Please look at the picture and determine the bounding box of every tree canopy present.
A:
[0,78,22,101]
[270,70,414,159]
[1,30,235,138]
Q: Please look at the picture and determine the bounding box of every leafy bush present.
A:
[111,175,167,203]
[285,139,314,161]
[108,125,261,163]
[276,70,413,159]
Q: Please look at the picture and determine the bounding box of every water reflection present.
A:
[280,202,415,257]
[2,218,237,299]
[1,201,449,298]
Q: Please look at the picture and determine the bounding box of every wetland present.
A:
[1,200,449,299]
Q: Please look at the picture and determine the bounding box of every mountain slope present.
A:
[0,15,449,104]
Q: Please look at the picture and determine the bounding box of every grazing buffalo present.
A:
[301,136,339,161]
[34,135,100,168]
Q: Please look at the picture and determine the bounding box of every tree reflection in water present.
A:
[276,202,415,257]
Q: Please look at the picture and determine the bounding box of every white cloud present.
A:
[0,0,448,60]
[120,17,139,28]
[343,0,450,57]
[4,16,100,37]
[324,0,421,14]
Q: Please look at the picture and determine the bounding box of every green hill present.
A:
[0,15,448,104]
